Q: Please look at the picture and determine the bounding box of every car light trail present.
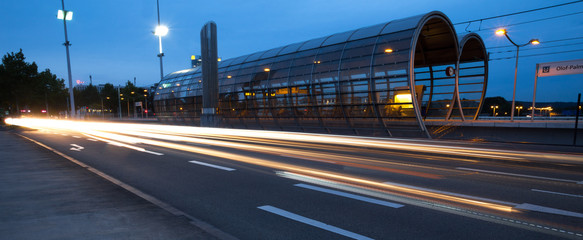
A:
[6,118,519,213]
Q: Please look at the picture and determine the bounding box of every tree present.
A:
[0,49,67,116]
[100,83,119,114]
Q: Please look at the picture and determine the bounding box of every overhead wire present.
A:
[489,41,583,54]
[489,49,583,61]
[454,0,583,25]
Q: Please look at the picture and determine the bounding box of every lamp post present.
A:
[516,106,523,117]
[491,105,499,117]
[144,89,149,118]
[495,29,539,122]
[57,0,75,118]
[117,86,122,119]
[154,0,168,81]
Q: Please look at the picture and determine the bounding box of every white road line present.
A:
[188,160,235,171]
[531,189,583,199]
[456,167,582,184]
[61,134,68,136]
[295,184,404,208]
[87,138,98,142]
[258,205,373,240]
[515,203,583,218]
[72,136,81,138]
[69,144,85,151]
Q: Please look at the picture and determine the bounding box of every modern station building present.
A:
[153,11,488,138]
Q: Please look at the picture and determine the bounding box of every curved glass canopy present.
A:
[154,11,487,138]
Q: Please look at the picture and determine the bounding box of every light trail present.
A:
[6,118,517,212]
[7,118,583,164]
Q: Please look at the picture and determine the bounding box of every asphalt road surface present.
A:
[7,119,583,239]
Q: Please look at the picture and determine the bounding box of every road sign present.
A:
[537,59,583,77]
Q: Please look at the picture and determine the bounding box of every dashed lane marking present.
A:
[188,160,235,171]
[258,205,373,240]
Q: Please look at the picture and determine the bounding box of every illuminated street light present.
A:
[154,0,167,81]
[516,106,523,116]
[57,0,75,118]
[495,28,539,122]
[154,25,168,36]
[384,48,394,53]
[490,105,499,117]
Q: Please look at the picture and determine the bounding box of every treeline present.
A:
[0,50,152,118]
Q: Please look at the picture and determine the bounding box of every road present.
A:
[6,118,583,239]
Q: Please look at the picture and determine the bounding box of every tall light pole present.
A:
[57,0,75,118]
[495,29,539,122]
[154,0,168,81]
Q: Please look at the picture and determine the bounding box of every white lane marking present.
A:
[61,133,69,136]
[87,138,98,142]
[456,167,582,184]
[295,183,404,208]
[258,205,373,240]
[72,136,81,138]
[188,160,235,171]
[69,144,85,151]
[84,134,164,156]
[382,181,517,206]
[531,189,583,199]
[515,203,583,218]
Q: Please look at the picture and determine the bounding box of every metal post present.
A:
[117,86,122,119]
[156,0,164,80]
[61,0,75,118]
[510,45,519,121]
[145,95,149,118]
[574,93,581,146]
[531,64,539,121]
[100,97,104,119]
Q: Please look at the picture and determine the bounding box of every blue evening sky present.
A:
[1,0,582,102]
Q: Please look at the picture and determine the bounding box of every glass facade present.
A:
[153,11,488,138]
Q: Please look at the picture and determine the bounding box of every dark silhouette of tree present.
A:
[0,49,67,116]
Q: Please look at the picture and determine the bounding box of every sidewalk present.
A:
[0,129,219,240]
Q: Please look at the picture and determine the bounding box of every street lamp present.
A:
[143,89,149,118]
[154,0,168,81]
[491,105,499,117]
[57,0,75,118]
[495,28,539,122]
[516,106,523,117]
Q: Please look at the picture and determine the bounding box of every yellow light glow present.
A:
[264,68,270,72]
[191,55,196,60]
[530,39,540,45]
[384,48,393,53]
[394,93,412,106]
[227,75,232,79]
[218,57,222,62]
[495,29,506,36]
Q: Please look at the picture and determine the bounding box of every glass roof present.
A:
[321,30,355,47]
[348,23,387,41]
